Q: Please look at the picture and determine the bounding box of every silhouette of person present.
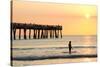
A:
[68,41,72,54]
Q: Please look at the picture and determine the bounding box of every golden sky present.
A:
[12,0,97,35]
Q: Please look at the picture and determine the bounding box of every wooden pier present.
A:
[11,23,62,40]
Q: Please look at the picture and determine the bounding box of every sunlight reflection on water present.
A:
[12,35,97,66]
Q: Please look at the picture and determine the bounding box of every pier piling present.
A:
[11,23,62,40]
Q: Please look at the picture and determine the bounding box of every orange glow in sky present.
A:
[12,0,97,35]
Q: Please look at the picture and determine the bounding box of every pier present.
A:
[11,23,62,40]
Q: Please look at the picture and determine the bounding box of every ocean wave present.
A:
[12,46,96,50]
[12,54,97,61]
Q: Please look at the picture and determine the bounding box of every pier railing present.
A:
[11,23,62,40]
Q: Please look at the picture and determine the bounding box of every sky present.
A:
[12,0,97,35]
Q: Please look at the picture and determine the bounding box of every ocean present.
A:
[11,35,97,66]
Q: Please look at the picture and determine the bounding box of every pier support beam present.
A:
[19,29,21,39]
[43,30,45,38]
[33,29,37,39]
[57,30,59,38]
[52,30,54,38]
[50,30,52,38]
[54,30,56,38]
[13,29,16,40]
[41,30,43,39]
[29,29,31,39]
[38,30,40,39]
[35,30,37,39]
[33,30,36,39]
[45,30,48,38]
[24,29,26,39]
[60,30,62,38]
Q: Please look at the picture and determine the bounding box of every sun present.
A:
[85,14,90,19]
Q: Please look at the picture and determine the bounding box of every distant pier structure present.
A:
[11,23,62,40]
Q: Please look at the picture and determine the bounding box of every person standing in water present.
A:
[68,41,72,54]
